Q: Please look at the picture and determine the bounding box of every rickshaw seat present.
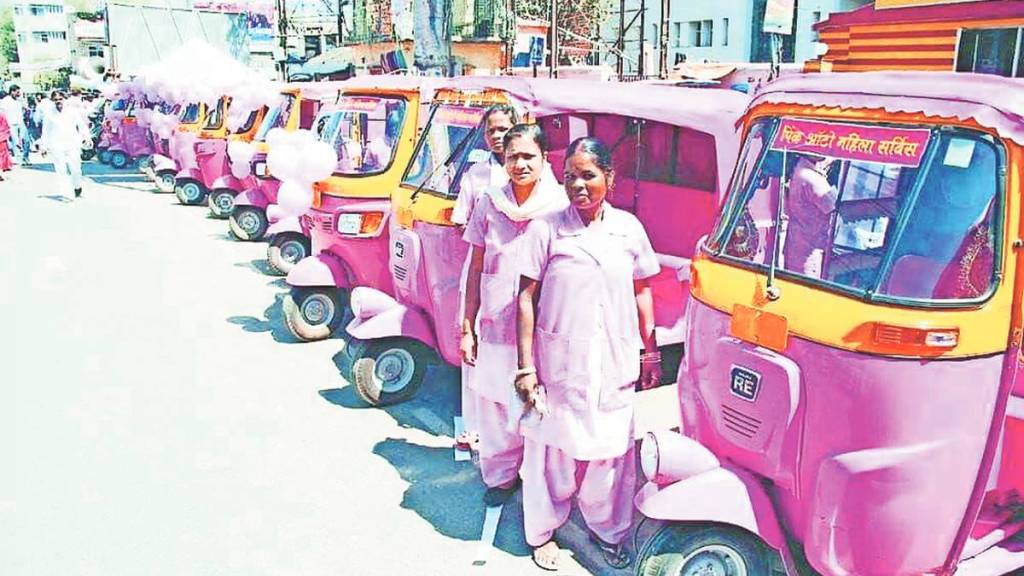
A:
[547,149,566,181]
[882,254,945,299]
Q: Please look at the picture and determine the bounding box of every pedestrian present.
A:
[1,84,29,164]
[460,123,567,507]
[0,108,13,178]
[453,103,518,452]
[41,91,90,199]
[514,136,662,571]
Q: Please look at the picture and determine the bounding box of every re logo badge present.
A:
[730,366,760,402]
[394,240,405,259]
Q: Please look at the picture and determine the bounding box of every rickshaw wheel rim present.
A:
[374,348,416,393]
[280,239,305,264]
[679,545,747,576]
[300,293,334,325]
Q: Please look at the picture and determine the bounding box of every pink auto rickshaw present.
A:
[634,72,1024,576]
[152,102,208,193]
[96,96,131,164]
[281,76,434,339]
[174,96,232,206]
[205,105,268,219]
[227,86,320,242]
[344,77,746,405]
[104,101,158,170]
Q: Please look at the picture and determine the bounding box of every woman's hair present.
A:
[483,103,519,125]
[566,136,614,176]
[502,123,549,154]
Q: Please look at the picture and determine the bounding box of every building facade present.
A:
[806,0,1024,75]
[599,0,869,77]
[10,0,72,83]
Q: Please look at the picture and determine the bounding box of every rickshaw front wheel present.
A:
[637,525,775,576]
[155,171,176,194]
[208,189,237,219]
[228,206,268,241]
[267,232,310,276]
[98,148,112,164]
[110,150,129,169]
[283,287,343,341]
[352,338,432,406]
[175,180,206,206]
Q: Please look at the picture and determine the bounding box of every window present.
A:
[712,118,1002,304]
[956,27,1023,77]
[722,18,729,46]
[402,103,488,199]
[28,4,62,15]
[32,31,47,43]
[673,22,682,48]
[13,6,21,15]
[317,95,408,176]
[813,11,822,22]
[88,44,103,57]
[688,20,713,48]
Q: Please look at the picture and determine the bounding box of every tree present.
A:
[514,0,612,65]
[35,67,72,91]
[0,7,18,78]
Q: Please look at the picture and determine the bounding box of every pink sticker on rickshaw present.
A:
[771,119,930,167]
[434,106,486,128]
[336,96,383,112]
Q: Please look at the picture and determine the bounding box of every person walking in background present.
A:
[1,85,28,164]
[41,91,89,199]
[0,107,13,178]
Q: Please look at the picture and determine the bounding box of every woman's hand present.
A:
[639,358,662,391]
[459,330,477,366]
[515,372,539,407]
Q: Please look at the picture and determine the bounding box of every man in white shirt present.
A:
[450,104,517,226]
[1,84,28,164]
[41,91,90,199]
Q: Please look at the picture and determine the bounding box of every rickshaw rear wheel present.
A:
[228,206,268,241]
[155,170,176,193]
[637,524,774,576]
[208,189,237,219]
[352,338,432,406]
[176,179,206,206]
[267,232,310,276]
[98,148,112,164]
[110,150,129,169]
[283,287,344,341]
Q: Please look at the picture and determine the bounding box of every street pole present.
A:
[277,0,288,80]
[617,0,624,80]
[549,0,558,78]
[637,0,645,79]
[658,0,669,78]
[336,0,344,48]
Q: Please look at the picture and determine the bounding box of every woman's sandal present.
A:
[454,430,479,450]
[590,534,631,569]
[532,540,561,572]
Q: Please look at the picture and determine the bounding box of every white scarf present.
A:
[485,163,568,222]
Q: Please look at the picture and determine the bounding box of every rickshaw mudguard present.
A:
[175,168,204,184]
[634,465,787,554]
[345,286,437,350]
[233,189,268,209]
[210,174,244,193]
[286,252,352,289]
[153,154,176,174]
[267,216,303,236]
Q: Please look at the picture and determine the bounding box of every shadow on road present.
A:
[371,437,531,558]
[36,194,74,203]
[234,258,277,277]
[226,292,301,344]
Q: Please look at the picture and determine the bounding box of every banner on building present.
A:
[192,0,276,53]
[763,0,795,35]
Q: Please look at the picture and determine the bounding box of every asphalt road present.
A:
[1,160,678,576]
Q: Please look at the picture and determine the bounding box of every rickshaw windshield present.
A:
[233,108,261,134]
[402,104,488,199]
[111,99,128,112]
[179,103,200,123]
[254,94,295,141]
[320,95,408,176]
[203,99,226,130]
[709,117,1003,305]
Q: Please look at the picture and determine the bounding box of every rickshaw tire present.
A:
[155,171,177,194]
[283,288,343,342]
[352,338,431,407]
[637,524,773,576]
[267,233,310,276]
[110,150,129,169]
[228,207,268,241]
[208,189,236,219]
[97,148,112,164]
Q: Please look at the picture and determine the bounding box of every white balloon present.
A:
[230,160,251,179]
[265,128,288,149]
[303,141,339,183]
[266,203,286,223]
[276,181,313,216]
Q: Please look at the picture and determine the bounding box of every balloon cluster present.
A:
[150,112,180,140]
[263,128,338,223]
[227,140,257,180]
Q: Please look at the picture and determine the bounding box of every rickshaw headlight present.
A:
[336,211,385,236]
[640,431,722,485]
[253,162,268,177]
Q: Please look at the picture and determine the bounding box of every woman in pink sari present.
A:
[0,109,12,177]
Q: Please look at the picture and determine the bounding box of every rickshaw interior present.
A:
[318,94,408,177]
[254,93,296,141]
[232,106,265,137]
[180,102,203,125]
[201,97,227,133]
[711,117,1000,305]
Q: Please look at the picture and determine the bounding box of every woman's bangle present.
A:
[515,366,536,377]
[641,351,662,363]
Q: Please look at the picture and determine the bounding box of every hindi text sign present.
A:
[771,119,930,167]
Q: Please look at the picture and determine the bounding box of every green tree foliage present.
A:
[514,0,611,64]
[0,7,19,78]
[35,67,72,92]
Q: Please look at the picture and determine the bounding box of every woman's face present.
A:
[504,135,545,189]
[564,152,611,211]
[483,111,514,156]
